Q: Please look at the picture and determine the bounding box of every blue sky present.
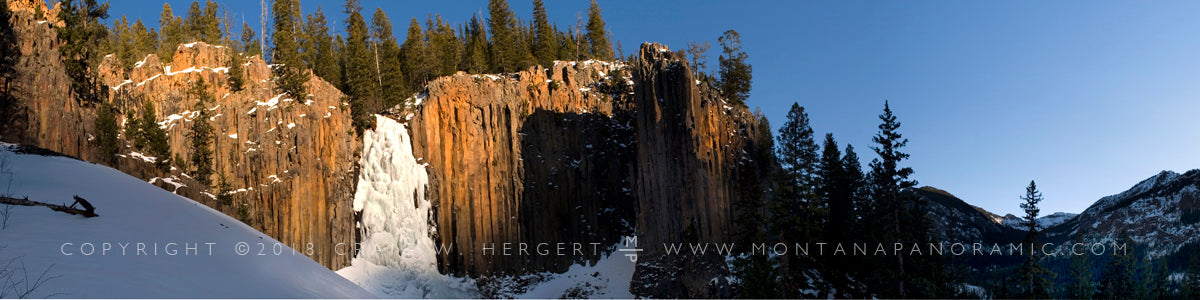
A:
[101,0,1200,217]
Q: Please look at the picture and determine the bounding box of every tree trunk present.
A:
[0,196,99,217]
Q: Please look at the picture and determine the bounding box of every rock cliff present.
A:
[99,42,359,270]
[404,43,771,297]
[405,59,637,277]
[0,0,87,160]
[629,43,772,298]
[1,4,357,270]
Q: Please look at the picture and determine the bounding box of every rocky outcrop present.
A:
[406,60,637,277]
[6,0,60,27]
[404,43,770,298]
[98,42,359,270]
[0,1,89,160]
[629,43,772,298]
[1,5,359,271]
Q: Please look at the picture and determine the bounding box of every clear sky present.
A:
[100,0,1200,217]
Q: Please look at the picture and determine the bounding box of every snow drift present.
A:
[0,144,373,298]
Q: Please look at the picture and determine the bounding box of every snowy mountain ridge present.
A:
[1055,169,1200,259]
[998,211,1078,231]
[1084,170,1181,217]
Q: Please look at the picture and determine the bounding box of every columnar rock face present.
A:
[629,43,772,298]
[406,61,637,276]
[1,6,359,271]
[0,1,88,160]
[406,43,770,298]
[99,42,359,270]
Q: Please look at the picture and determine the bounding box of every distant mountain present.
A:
[915,186,1024,245]
[919,169,1200,263]
[998,212,1078,231]
[1047,170,1200,259]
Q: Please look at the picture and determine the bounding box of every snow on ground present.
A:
[0,145,374,298]
[336,115,478,298]
[511,238,637,299]
[127,151,156,164]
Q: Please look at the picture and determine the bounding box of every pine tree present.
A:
[512,17,536,69]
[1181,254,1200,298]
[1098,232,1138,299]
[518,18,531,58]
[1065,234,1095,299]
[717,29,752,105]
[141,101,171,171]
[396,16,425,98]
[730,109,780,299]
[187,79,214,186]
[216,173,233,206]
[159,3,183,63]
[840,144,866,229]
[305,6,339,85]
[687,41,710,81]
[184,0,203,42]
[201,0,221,43]
[227,50,245,92]
[107,15,134,71]
[131,19,157,62]
[772,102,820,293]
[272,0,308,98]
[334,33,345,87]
[733,243,780,298]
[584,0,613,60]
[616,40,624,61]
[1011,180,1056,298]
[1147,258,1170,299]
[372,10,406,109]
[92,104,120,163]
[531,0,556,68]
[123,108,145,148]
[240,22,260,57]
[428,15,461,77]
[838,143,869,290]
[488,0,518,72]
[173,153,188,173]
[59,0,110,104]
[342,0,374,133]
[460,13,489,74]
[866,100,923,297]
[820,133,850,244]
[555,27,576,62]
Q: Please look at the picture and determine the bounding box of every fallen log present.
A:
[0,195,99,218]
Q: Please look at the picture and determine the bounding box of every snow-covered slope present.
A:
[1058,169,1200,258]
[0,144,373,298]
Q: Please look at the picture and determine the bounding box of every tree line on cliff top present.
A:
[54,0,747,136]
